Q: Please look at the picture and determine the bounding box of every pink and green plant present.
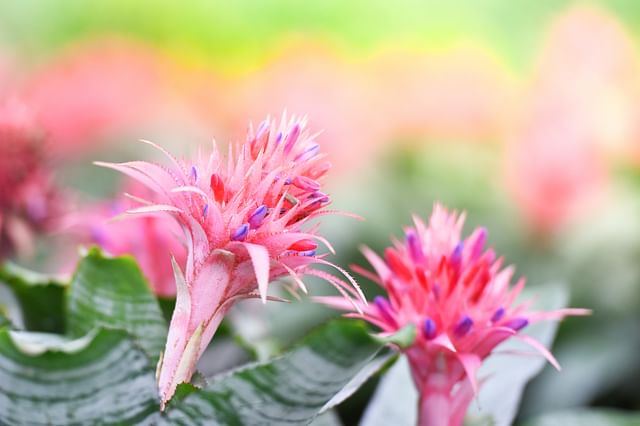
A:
[96,114,366,407]
[318,204,590,426]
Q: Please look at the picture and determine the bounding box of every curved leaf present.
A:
[67,247,168,362]
[166,319,386,425]
[0,328,161,425]
[0,262,67,333]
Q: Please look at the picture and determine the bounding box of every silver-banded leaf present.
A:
[67,247,167,362]
[166,319,386,425]
[523,409,640,426]
[0,262,67,333]
[0,328,161,425]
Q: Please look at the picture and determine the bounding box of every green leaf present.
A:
[0,328,162,425]
[0,262,67,333]
[0,312,10,329]
[166,319,386,425]
[67,247,167,362]
[523,409,640,426]
[372,324,416,349]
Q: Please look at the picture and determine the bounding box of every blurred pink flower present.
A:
[506,101,606,234]
[24,39,165,155]
[506,6,633,233]
[535,6,640,158]
[0,100,61,259]
[68,184,187,298]
[318,205,589,426]
[97,114,366,406]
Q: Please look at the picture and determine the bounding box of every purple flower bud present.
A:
[406,230,425,264]
[450,242,464,272]
[248,204,268,229]
[491,307,505,323]
[423,318,437,340]
[505,317,529,332]
[454,315,473,338]
[374,296,397,327]
[230,223,249,241]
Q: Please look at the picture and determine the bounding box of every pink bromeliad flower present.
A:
[318,204,590,426]
[0,100,60,260]
[96,115,365,407]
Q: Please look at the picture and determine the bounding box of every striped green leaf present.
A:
[67,247,167,362]
[166,319,388,425]
[0,328,161,425]
[0,262,67,333]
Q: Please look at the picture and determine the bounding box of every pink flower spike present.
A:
[96,114,364,407]
[319,204,588,426]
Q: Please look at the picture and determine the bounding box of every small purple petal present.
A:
[406,230,425,264]
[450,242,464,271]
[505,317,529,332]
[248,204,268,229]
[202,204,209,220]
[423,318,437,340]
[454,315,473,338]
[374,296,397,327]
[276,131,283,143]
[491,307,506,323]
[190,165,198,183]
[230,223,249,241]
[297,249,316,257]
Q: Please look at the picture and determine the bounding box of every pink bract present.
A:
[318,204,590,426]
[97,114,366,407]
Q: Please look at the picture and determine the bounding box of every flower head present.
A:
[0,100,60,259]
[318,204,589,426]
[97,114,365,406]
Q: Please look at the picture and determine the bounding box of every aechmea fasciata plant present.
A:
[96,114,366,407]
[317,204,590,426]
[0,100,61,260]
